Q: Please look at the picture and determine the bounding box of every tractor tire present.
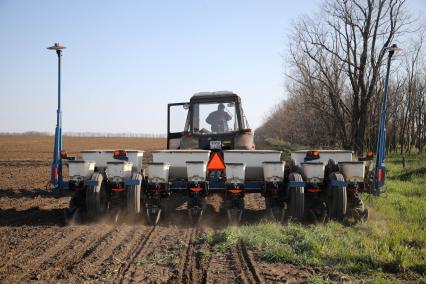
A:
[127,173,142,215]
[64,206,83,225]
[85,172,107,220]
[288,172,304,221]
[327,172,347,221]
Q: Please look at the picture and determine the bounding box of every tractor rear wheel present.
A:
[127,173,142,215]
[327,172,347,221]
[85,172,107,220]
[288,173,304,221]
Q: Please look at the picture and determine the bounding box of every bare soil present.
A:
[0,135,351,283]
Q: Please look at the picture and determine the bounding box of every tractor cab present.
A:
[167,91,254,150]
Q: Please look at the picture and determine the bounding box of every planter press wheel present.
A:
[85,172,107,220]
[226,198,244,226]
[188,197,206,225]
[265,197,285,223]
[287,172,305,221]
[146,206,162,225]
[327,172,347,221]
[145,198,162,225]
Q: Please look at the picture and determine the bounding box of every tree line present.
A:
[257,0,425,154]
[0,131,166,138]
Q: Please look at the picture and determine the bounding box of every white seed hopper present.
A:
[148,162,171,183]
[186,161,207,182]
[80,150,144,172]
[291,150,354,166]
[68,160,96,180]
[262,161,285,182]
[224,150,282,180]
[338,161,365,182]
[152,149,282,180]
[301,162,325,183]
[106,161,133,180]
[225,163,246,183]
[152,150,211,179]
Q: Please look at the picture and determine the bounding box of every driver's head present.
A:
[218,103,225,110]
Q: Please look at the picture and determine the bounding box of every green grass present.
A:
[134,242,182,268]
[306,275,330,284]
[264,138,304,156]
[208,153,426,280]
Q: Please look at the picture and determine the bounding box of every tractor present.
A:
[64,91,372,225]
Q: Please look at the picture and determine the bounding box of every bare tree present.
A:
[258,0,426,154]
[286,0,410,153]
[403,34,426,153]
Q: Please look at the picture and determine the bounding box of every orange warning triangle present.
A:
[207,152,226,171]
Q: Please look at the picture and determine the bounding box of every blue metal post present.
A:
[374,44,398,195]
[48,43,65,191]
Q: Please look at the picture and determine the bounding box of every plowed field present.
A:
[0,135,347,283]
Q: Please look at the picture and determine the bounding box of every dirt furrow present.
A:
[65,225,133,282]
[118,225,200,284]
[238,242,265,283]
[205,248,238,283]
[47,225,120,281]
[17,226,109,282]
[116,225,158,283]
[181,227,214,284]
[177,227,196,284]
[0,226,63,272]
[230,241,264,284]
[0,226,86,283]
[93,226,143,281]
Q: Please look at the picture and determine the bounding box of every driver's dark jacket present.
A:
[206,110,232,132]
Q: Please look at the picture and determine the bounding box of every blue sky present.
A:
[0,0,424,134]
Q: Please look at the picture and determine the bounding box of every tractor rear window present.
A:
[192,102,238,134]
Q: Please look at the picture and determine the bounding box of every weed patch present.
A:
[208,153,426,280]
[265,138,303,156]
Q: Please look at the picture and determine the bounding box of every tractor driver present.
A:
[206,103,232,133]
